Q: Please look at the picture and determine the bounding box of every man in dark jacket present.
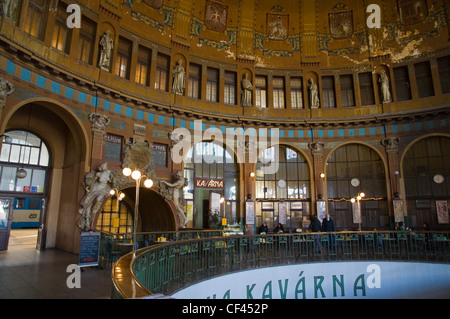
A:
[322,214,335,232]
[309,215,322,232]
[309,215,322,253]
[322,214,335,248]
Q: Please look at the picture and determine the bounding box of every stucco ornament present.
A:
[0,77,14,107]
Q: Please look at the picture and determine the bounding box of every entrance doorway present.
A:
[0,130,50,250]
[0,197,13,250]
[8,196,46,249]
[195,189,223,229]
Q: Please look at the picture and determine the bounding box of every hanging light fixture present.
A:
[16,108,32,179]
[16,168,27,179]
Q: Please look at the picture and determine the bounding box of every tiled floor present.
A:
[0,230,112,299]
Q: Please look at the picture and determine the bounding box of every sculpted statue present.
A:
[78,162,113,231]
[308,78,320,108]
[99,30,114,71]
[1,0,18,19]
[159,171,189,227]
[379,70,391,103]
[172,59,185,95]
[241,73,253,106]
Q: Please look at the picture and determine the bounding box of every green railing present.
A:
[99,229,225,269]
[112,230,450,298]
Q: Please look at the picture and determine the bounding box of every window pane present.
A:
[415,61,434,98]
[15,168,32,192]
[394,66,412,101]
[322,76,336,108]
[31,169,46,189]
[0,166,16,191]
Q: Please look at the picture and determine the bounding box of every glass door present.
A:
[0,197,13,250]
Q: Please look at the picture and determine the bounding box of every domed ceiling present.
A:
[114,0,450,69]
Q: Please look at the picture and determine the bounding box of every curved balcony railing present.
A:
[111,230,450,299]
[98,229,225,269]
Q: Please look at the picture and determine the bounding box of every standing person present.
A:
[309,215,322,232]
[322,214,335,232]
[322,213,335,248]
[422,222,432,250]
[309,215,322,253]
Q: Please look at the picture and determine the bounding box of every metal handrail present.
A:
[112,230,450,299]
[99,229,225,269]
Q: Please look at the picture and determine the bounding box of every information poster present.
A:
[393,199,404,222]
[352,201,361,224]
[279,202,287,224]
[317,200,326,221]
[245,201,255,224]
[79,231,100,267]
[186,200,194,220]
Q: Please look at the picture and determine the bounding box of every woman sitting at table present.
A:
[258,222,269,234]
[274,223,284,233]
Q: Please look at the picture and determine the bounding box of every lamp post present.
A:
[351,191,365,231]
[122,166,153,258]
[109,188,125,215]
[319,173,325,199]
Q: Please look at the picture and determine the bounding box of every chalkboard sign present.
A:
[79,231,100,267]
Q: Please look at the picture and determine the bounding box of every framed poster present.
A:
[436,200,449,224]
[279,202,287,225]
[186,200,194,221]
[352,201,361,224]
[316,200,326,221]
[245,201,255,225]
[393,199,404,223]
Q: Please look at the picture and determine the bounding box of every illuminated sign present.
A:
[195,178,224,189]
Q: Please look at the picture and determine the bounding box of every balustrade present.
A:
[110,230,450,298]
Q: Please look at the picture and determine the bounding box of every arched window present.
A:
[183,142,239,228]
[327,144,386,199]
[96,198,133,233]
[255,145,310,199]
[403,136,450,228]
[0,130,50,193]
[255,145,310,230]
[326,144,388,230]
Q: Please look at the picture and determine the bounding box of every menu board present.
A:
[79,231,100,267]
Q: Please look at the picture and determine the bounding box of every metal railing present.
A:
[112,230,450,298]
[99,229,225,269]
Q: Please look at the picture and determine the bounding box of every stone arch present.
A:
[1,98,90,252]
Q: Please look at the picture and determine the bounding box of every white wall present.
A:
[171,262,450,299]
